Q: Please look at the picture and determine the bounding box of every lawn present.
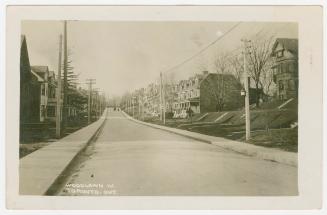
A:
[20,120,89,158]
[240,128,298,152]
[19,142,51,158]
[143,108,298,152]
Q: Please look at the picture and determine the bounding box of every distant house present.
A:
[20,35,41,124]
[199,73,243,113]
[271,38,298,100]
[30,66,58,122]
[30,65,89,123]
[173,72,205,114]
[144,83,160,114]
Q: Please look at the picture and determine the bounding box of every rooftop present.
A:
[272,38,298,56]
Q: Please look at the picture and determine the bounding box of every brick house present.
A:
[271,38,298,100]
[199,73,243,113]
[172,72,205,114]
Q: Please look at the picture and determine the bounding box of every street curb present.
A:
[19,109,108,195]
[122,111,297,167]
[45,112,108,195]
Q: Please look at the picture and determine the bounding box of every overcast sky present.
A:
[21,21,297,97]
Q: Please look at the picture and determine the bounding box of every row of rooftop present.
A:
[121,38,298,117]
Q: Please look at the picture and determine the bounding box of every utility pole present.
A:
[138,95,141,119]
[159,73,163,121]
[132,97,135,118]
[130,98,132,116]
[93,88,99,120]
[160,72,166,124]
[163,78,166,125]
[241,38,251,140]
[55,34,62,138]
[94,90,101,119]
[62,20,68,132]
[128,98,131,115]
[86,79,96,124]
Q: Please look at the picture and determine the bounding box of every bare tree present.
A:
[247,36,274,107]
[212,52,230,111]
[259,59,276,98]
[228,54,243,84]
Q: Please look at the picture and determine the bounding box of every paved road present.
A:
[60,111,297,196]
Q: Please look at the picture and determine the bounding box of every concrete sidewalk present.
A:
[19,109,108,195]
[122,112,297,167]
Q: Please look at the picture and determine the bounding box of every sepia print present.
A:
[19,20,299,196]
[5,5,323,210]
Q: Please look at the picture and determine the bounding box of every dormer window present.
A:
[276,50,284,58]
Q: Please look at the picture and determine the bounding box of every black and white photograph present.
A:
[19,20,299,196]
[3,4,324,211]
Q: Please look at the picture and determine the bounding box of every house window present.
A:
[49,87,55,98]
[289,63,295,73]
[288,79,295,90]
[47,106,56,117]
[272,66,277,75]
[279,80,284,90]
[278,64,282,74]
[273,75,276,83]
[40,105,45,117]
[277,50,284,58]
[41,85,45,96]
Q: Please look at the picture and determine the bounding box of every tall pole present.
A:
[160,72,166,124]
[95,92,98,119]
[242,38,251,140]
[132,97,135,118]
[86,79,96,124]
[55,35,62,138]
[128,99,130,114]
[138,95,141,119]
[62,20,68,132]
[132,96,135,118]
[88,82,91,124]
[159,73,163,121]
[97,92,101,119]
[163,77,166,125]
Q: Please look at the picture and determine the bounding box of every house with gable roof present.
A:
[271,38,298,100]
[20,35,41,124]
[30,65,58,122]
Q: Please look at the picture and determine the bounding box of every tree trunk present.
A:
[255,82,260,108]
